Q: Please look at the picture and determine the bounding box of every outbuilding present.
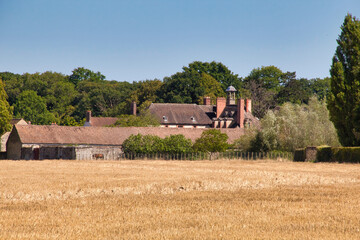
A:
[6,125,246,160]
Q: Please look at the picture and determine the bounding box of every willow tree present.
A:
[328,14,360,146]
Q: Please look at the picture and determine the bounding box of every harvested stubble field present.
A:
[0,160,360,239]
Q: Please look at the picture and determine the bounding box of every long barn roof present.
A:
[13,125,245,145]
[148,103,214,125]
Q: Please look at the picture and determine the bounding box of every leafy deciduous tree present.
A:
[110,111,160,127]
[69,67,106,86]
[183,61,242,91]
[13,90,56,125]
[163,135,193,154]
[0,77,12,136]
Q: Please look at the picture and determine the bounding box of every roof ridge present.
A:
[152,103,197,105]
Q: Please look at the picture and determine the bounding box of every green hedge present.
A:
[294,146,360,163]
[331,147,360,163]
[316,146,333,162]
[294,148,305,162]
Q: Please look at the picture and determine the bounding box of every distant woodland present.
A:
[0,61,330,127]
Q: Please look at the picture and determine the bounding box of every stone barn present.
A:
[1,118,28,153]
[7,125,124,160]
[6,125,246,160]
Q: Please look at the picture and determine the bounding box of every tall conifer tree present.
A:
[328,14,360,146]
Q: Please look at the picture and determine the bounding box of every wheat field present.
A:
[0,159,360,239]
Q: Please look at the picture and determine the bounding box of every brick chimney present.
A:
[203,97,211,105]
[246,99,252,113]
[86,110,92,123]
[131,101,137,116]
[237,99,245,128]
[216,97,226,118]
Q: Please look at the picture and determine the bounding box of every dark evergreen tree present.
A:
[328,14,360,146]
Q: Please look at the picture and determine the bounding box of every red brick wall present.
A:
[203,97,211,105]
[216,98,226,118]
[237,99,245,128]
[246,99,252,113]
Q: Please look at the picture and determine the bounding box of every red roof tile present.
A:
[149,103,213,125]
[13,125,245,145]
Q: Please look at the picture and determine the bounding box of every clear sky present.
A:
[1,0,360,82]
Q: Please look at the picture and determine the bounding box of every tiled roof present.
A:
[244,111,260,128]
[87,117,118,127]
[148,103,213,125]
[13,125,245,145]
[10,119,28,125]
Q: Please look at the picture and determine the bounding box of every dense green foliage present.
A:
[158,69,225,104]
[331,147,360,163]
[316,146,333,162]
[235,97,340,152]
[243,66,330,118]
[328,14,360,146]
[162,135,193,154]
[0,77,12,136]
[122,134,165,154]
[0,60,331,126]
[110,111,160,127]
[13,90,56,125]
[193,129,229,153]
[295,146,360,163]
[122,134,193,154]
[182,61,242,91]
[293,149,306,162]
[122,130,230,155]
[69,67,106,86]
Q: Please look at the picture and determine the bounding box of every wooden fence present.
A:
[118,152,294,161]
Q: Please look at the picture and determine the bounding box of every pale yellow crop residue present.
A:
[0,160,360,239]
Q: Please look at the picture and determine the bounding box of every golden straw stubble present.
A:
[0,160,359,239]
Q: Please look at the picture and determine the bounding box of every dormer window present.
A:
[162,116,168,122]
[191,116,195,122]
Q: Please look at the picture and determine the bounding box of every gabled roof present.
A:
[12,125,245,145]
[10,118,28,125]
[148,103,213,125]
[86,117,118,127]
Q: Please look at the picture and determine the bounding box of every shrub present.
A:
[193,129,229,153]
[232,127,257,152]
[163,134,193,154]
[250,130,278,152]
[316,146,333,162]
[294,148,305,162]
[122,133,193,155]
[332,147,360,163]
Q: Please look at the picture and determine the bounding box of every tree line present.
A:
[0,63,330,130]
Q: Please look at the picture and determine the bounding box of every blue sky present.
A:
[1,0,360,82]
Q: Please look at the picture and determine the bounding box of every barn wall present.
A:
[21,147,33,160]
[39,147,76,160]
[1,132,10,152]
[6,130,22,160]
[75,146,122,160]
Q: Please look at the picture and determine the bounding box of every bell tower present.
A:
[226,86,237,105]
